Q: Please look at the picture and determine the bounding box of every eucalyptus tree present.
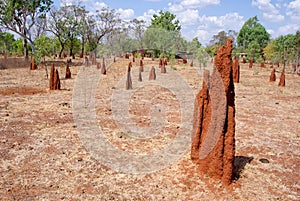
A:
[46,5,82,58]
[0,0,53,59]
[86,7,121,53]
[237,16,270,61]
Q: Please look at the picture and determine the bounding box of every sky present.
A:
[54,0,300,45]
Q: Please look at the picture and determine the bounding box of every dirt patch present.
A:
[0,87,46,95]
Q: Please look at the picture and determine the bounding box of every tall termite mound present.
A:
[49,64,61,90]
[149,66,156,80]
[278,68,285,87]
[101,57,106,75]
[233,56,240,83]
[161,62,166,73]
[191,38,235,186]
[139,60,144,72]
[65,62,71,79]
[126,62,133,90]
[30,58,37,70]
[138,67,142,82]
[269,69,276,82]
[249,59,253,68]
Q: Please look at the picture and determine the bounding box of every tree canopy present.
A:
[0,0,53,59]
[149,10,181,32]
[237,16,270,60]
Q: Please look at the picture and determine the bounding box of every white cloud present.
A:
[267,29,274,37]
[168,0,220,12]
[117,8,135,20]
[168,3,184,12]
[137,9,158,26]
[193,12,244,44]
[196,29,210,43]
[176,9,199,27]
[286,0,300,20]
[276,23,300,37]
[94,2,107,11]
[252,0,284,22]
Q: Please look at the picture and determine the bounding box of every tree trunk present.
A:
[70,48,73,57]
[23,38,29,60]
[59,45,65,59]
[28,39,35,54]
[81,36,85,55]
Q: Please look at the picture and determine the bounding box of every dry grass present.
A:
[0,57,31,70]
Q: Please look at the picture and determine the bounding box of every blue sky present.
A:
[55,0,300,45]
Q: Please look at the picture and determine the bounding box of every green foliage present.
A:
[0,0,53,58]
[143,27,185,57]
[149,11,181,32]
[246,40,261,62]
[34,34,58,63]
[268,34,296,63]
[237,16,270,61]
[0,32,15,53]
[195,47,209,67]
[187,37,201,55]
[12,39,25,56]
[130,19,146,49]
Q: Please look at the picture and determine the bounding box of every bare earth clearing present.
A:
[0,57,299,200]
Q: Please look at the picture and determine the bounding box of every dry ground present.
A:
[0,57,299,200]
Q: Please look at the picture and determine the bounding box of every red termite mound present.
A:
[183,55,187,64]
[49,64,61,90]
[270,62,273,68]
[101,57,106,75]
[269,69,276,82]
[126,62,133,90]
[159,58,163,68]
[149,66,156,80]
[138,67,142,82]
[233,57,240,83]
[191,38,235,186]
[249,59,253,68]
[161,62,166,73]
[65,63,71,79]
[30,58,37,70]
[139,60,144,72]
[164,58,168,66]
[278,68,285,87]
[190,60,194,67]
[260,62,265,68]
[96,62,101,69]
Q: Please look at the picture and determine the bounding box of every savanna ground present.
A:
[0,55,299,200]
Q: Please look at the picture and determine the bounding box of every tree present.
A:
[76,6,91,55]
[34,34,58,63]
[149,10,181,32]
[207,30,238,56]
[294,30,300,67]
[272,34,296,65]
[187,37,201,55]
[0,32,15,53]
[237,16,270,60]
[0,0,53,59]
[46,5,81,58]
[129,19,146,49]
[263,40,276,62]
[87,7,121,52]
[209,31,228,47]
